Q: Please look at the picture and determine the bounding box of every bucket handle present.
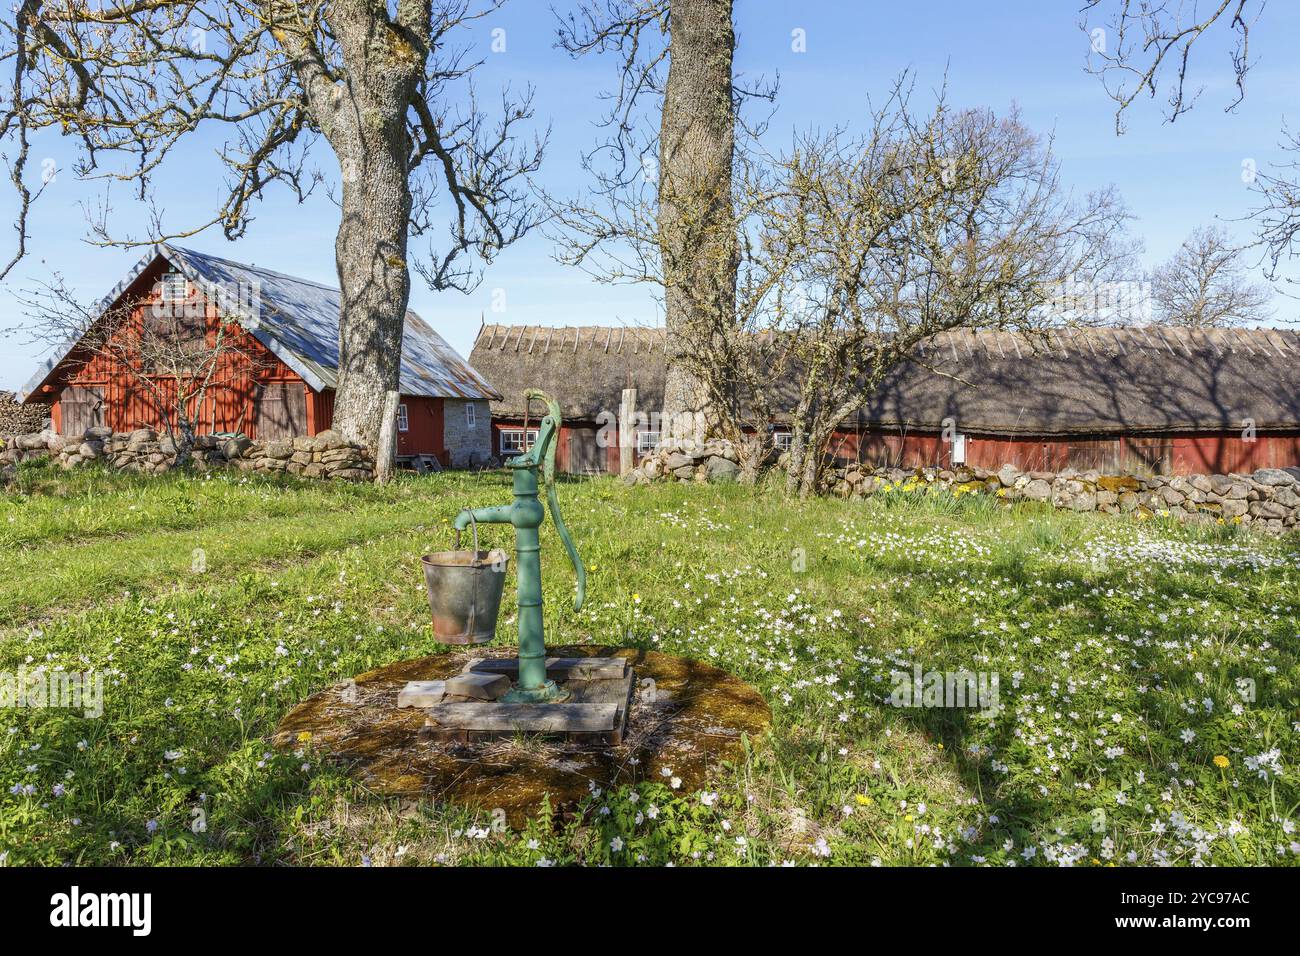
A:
[453,511,480,554]
[452,511,481,640]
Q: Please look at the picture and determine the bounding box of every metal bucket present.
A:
[421,517,508,645]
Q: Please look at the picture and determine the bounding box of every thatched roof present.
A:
[469,323,1300,436]
[472,325,668,421]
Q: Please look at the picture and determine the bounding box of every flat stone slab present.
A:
[272,645,770,828]
[396,680,446,708]
[443,672,510,700]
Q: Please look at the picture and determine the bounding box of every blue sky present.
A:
[3,0,1298,390]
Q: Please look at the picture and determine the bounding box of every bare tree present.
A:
[1081,1,1300,290]
[680,81,1131,496]
[16,275,270,467]
[0,0,545,474]
[553,0,767,442]
[1151,225,1271,327]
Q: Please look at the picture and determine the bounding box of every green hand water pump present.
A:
[453,390,586,703]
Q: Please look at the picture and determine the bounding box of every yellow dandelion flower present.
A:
[1213,755,1229,769]
[855,794,873,806]
[297,731,312,743]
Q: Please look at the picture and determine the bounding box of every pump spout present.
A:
[454,504,514,530]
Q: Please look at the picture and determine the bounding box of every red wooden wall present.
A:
[34,258,448,456]
[491,416,1300,477]
[830,428,1300,475]
[41,262,304,440]
[396,396,447,463]
[490,421,620,473]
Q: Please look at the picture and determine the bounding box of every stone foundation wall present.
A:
[1,428,374,482]
[626,439,1300,534]
[442,398,492,468]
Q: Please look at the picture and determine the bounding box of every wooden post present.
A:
[619,387,637,475]
[375,388,400,484]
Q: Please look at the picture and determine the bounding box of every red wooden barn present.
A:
[470,324,1300,476]
[17,244,499,467]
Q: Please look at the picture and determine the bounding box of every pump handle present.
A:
[523,389,586,612]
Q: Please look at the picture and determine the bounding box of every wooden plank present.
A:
[424,702,619,733]
[463,657,628,681]
[619,387,637,475]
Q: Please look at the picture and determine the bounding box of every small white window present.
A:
[500,428,537,454]
[951,433,967,465]
[636,430,660,455]
[773,431,793,452]
[161,273,187,302]
[465,402,476,427]
[397,403,409,433]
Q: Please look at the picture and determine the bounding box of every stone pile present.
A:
[0,427,374,482]
[626,439,1300,534]
[623,437,741,485]
[819,461,1299,533]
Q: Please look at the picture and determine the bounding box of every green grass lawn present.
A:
[1,461,1297,866]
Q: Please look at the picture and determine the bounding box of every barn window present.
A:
[397,403,409,433]
[951,433,967,465]
[465,402,476,427]
[161,272,187,302]
[500,428,537,454]
[773,431,793,452]
[636,430,660,455]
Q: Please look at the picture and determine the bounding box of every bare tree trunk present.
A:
[174,416,196,469]
[784,431,804,496]
[798,421,829,498]
[285,3,420,454]
[329,140,413,451]
[659,0,735,442]
[374,388,401,484]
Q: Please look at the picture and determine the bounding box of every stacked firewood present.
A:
[0,391,49,437]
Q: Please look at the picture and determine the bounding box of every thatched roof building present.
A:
[470,323,1300,437]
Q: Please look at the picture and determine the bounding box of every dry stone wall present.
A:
[627,439,1300,534]
[1,427,374,482]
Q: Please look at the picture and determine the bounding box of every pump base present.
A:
[501,679,570,704]
[419,656,633,744]
[274,645,772,827]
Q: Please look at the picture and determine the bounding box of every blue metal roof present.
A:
[17,243,499,403]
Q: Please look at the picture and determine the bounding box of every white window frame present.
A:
[397,403,409,433]
[636,430,661,456]
[773,431,793,452]
[161,272,187,302]
[500,427,538,455]
[465,402,476,427]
